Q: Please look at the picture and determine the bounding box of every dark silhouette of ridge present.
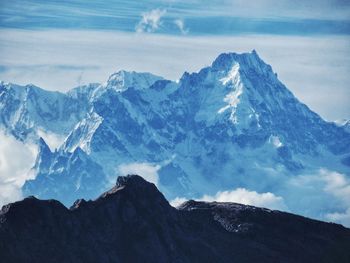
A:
[1,175,350,263]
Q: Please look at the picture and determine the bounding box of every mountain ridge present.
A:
[1,175,350,263]
[1,50,349,225]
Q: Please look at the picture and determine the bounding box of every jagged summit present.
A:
[1,51,349,225]
[116,174,149,188]
[99,174,168,204]
[213,50,263,68]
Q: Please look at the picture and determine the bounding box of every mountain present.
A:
[335,119,350,133]
[1,51,349,223]
[0,81,95,141]
[1,175,349,263]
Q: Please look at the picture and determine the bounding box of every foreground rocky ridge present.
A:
[1,175,349,263]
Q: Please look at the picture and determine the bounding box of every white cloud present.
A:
[326,208,350,227]
[200,188,288,211]
[174,19,189,35]
[118,162,161,186]
[289,169,350,206]
[136,9,167,33]
[0,29,348,120]
[288,169,350,226]
[321,169,350,204]
[0,130,37,206]
[170,187,287,210]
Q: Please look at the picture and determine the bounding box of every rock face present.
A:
[1,175,349,263]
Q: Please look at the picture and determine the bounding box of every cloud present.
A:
[321,169,350,203]
[1,0,349,32]
[170,188,287,210]
[200,188,288,211]
[118,162,161,186]
[287,169,350,226]
[0,130,37,206]
[0,29,348,120]
[169,167,350,227]
[174,19,189,34]
[136,9,167,33]
[326,208,350,226]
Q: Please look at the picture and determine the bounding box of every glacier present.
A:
[0,51,349,224]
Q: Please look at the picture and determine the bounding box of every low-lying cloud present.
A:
[0,130,37,206]
[287,168,350,226]
[0,29,348,120]
[170,168,350,227]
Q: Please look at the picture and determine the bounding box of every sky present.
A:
[0,0,349,120]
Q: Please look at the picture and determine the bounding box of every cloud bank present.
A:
[170,168,350,227]
[0,29,348,120]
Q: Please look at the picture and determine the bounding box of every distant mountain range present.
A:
[1,175,349,263]
[0,51,349,224]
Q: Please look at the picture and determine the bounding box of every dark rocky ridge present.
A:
[1,175,350,263]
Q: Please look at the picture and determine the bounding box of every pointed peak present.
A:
[38,137,51,153]
[71,147,88,161]
[116,174,149,188]
[97,174,170,208]
[33,137,52,171]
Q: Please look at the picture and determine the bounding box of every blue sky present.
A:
[1,0,350,34]
[0,0,349,120]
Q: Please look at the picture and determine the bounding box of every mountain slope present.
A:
[1,51,349,224]
[1,175,350,263]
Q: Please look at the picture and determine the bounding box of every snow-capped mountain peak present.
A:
[1,51,349,227]
[104,70,163,91]
[212,50,274,78]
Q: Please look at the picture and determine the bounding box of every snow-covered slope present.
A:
[0,81,97,146]
[1,51,349,224]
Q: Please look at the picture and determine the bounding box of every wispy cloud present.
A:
[174,19,189,34]
[1,1,349,36]
[136,9,167,33]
